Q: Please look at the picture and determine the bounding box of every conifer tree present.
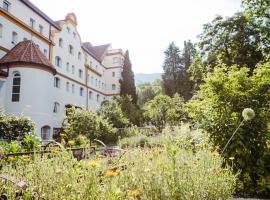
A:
[162,42,182,97]
[119,50,137,103]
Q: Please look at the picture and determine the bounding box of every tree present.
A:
[137,79,162,107]
[162,42,182,97]
[117,95,144,126]
[178,40,196,100]
[99,100,130,128]
[120,50,137,104]
[64,107,116,143]
[188,62,270,197]
[143,94,185,131]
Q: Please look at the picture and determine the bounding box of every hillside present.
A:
[134,73,162,85]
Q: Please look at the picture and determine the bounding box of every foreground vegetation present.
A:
[0,129,236,200]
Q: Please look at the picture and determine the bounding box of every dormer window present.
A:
[69,45,74,55]
[3,1,10,12]
[29,18,35,29]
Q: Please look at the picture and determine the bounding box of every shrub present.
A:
[0,115,35,141]
[64,107,117,144]
[99,100,130,128]
[188,63,270,197]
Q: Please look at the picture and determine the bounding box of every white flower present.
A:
[242,108,255,121]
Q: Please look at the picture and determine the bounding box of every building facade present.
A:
[0,0,126,140]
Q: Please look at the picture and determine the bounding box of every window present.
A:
[72,65,75,74]
[112,71,115,77]
[53,102,60,113]
[91,76,94,84]
[43,49,47,56]
[29,18,35,29]
[98,81,101,88]
[72,84,75,93]
[95,65,98,71]
[55,56,62,67]
[12,31,18,44]
[113,57,120,64]
[54,77,60,88]
[95,79,97,86]
[23,37,28,41]
[39,25,43,34]
[73,32,76,38]
[66,62,70,72]
[66,82,70,92]
[59,38,63,47]
[78,52,81,60]
[69,45,74,55]
[12,72,20,102]
[90,61,92,66]
[89,91,92,99]
[3,1,10,12]
[41,126,51,140]
[67,26,70,33]
[0,24,2,38]
[97,94,100,102]
[78,69,83,78]
[112,84,116,90]
[80,87,84,96]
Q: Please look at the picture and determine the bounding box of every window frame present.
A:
[11,72,21,102]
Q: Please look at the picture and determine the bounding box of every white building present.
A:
[0,0,127,140]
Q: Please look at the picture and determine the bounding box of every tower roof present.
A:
[0,40,56,75]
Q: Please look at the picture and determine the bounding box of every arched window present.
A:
[66,81,70,92]
[59,38,63,47]
[55,56,62,67]
[0,24,3,38]
[41,125,51,140]
[53,102,60,113]
[66,62,70,72]
[89,91,92,99]
[12,31,18,44]
[12,72,21,102]
[54,77,60,88]
[69,45,74,55]
[112,84,116,90]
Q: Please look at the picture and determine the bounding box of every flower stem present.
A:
[221,119,244,155]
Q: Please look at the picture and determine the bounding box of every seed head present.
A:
[242,108,255,121]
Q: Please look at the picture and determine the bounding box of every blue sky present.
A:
[31,0,242,73]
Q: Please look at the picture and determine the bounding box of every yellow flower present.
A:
[8,156,15,161]
[86,160,98,168]
[51,147,59,154]
[105,170,118,177]
[128,189,140,197]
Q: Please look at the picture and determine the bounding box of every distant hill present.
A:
[135,73,162,85]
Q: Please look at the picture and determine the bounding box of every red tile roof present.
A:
[0,40,56,74]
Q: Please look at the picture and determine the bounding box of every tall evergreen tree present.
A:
[162,42,182,97]
[119,50,137,103]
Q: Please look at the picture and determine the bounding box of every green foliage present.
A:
[162,41,196,100]
[120,50,137,104]
[64,107,117,143]
[0,131,236,200]
[188,62,270,197]
[0,115,35,141]
[143,94,186,131]
[99,100,130,128]
[21,134,41,151]
[137,79,162,107]
[117,95,144,126]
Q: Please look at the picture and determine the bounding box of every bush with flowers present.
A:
[187,62,270,197]
[0,129,236,199]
